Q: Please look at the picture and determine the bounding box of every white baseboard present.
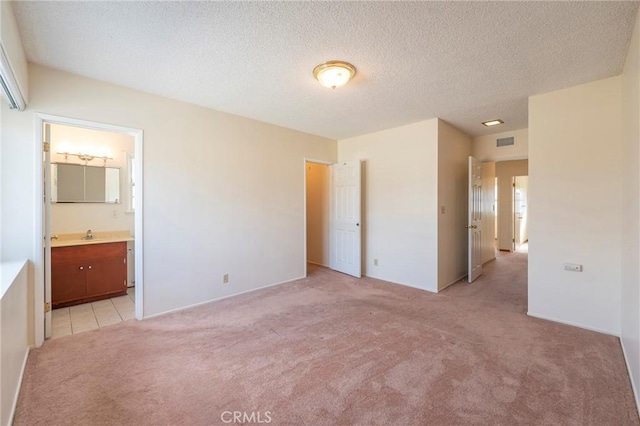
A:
[482,257,496,266]
[9,346,31,425]
[143,276,306,320]
[362,273,437,294]
[527,311,619,337]
[438,274,468,292]
[620,339,640,417]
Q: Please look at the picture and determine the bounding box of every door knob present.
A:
[465,225,478,229]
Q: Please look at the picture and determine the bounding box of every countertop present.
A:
[51,230,133,248]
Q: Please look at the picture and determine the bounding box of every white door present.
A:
[330,160,361,277]
[467,156,483,282]
[43,123,52,338]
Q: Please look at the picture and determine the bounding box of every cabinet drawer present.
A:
[52,242,126,264]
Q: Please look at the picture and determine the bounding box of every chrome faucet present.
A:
[82,229,94,240]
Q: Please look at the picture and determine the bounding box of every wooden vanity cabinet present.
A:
[52,242,127,308]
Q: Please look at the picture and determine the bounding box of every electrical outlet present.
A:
[374,259,378,266]
[563,263,583,272]
[223,274,229,284]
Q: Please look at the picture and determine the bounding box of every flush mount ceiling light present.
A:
[482,119,504,127]
[313,61,356,89]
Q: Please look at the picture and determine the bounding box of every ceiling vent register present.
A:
[496,137,515,147]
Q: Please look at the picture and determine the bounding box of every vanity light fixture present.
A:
[313,61,356,89]
[482,119,504,127]
[57,147,113,166]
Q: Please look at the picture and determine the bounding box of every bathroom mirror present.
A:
[51,163,120,203]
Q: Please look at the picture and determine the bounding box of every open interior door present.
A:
[330,160,361,278]
[467,156,483,283]
[43,122,52,338]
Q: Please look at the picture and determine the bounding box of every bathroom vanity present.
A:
[51,231,133,308]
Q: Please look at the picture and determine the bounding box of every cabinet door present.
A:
[52,263,86,305]
[86,257,126,297]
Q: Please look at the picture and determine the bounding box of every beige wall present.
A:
[621,6,640,409]
[495,160,528,251]
[529,76,622,335]
[437,120,471,290]
[338,119,439,292]
[480,162,496,264]
[50,123,135,235]
[338,118,470,292]
[305,162,330,267]
[1,64,336,319]
[472,128,528,162]
[0,1,28,102]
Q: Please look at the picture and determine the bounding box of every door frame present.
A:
[302,158,333,278]
[34,113,144,347]
[512,176,517,252]
[467,156,483,282]
[512,175,528,252]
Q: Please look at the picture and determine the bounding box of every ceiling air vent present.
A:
[496,137,515,147]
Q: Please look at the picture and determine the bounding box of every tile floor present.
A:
[51,287,135,339]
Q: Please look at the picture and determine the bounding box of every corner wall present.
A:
[338,120,439,292]
[529,76,623,335]
[621,5,640,409]
[437,120,471,290]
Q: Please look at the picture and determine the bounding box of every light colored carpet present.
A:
[14,253,639,425]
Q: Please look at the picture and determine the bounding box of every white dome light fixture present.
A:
[313,61,356,89]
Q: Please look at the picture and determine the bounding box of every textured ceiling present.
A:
[12,1,640,139]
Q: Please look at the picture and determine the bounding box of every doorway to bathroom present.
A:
[34,114,144,345]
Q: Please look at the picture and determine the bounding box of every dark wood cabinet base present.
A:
[52,242,128,308]
[52,289,128,309]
